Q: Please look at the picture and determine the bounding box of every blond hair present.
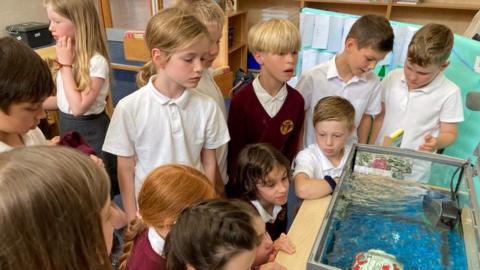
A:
[0,146,111,270]
[136,8,209,87]
[119,164,216,270]
[174,0,226,28]
[44,0,111,92]
[313,96,355,130]
[248,18,300,54]
[407,23,453,67]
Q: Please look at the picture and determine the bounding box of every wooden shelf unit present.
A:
[297,0,480,34]
[214,10,248,72]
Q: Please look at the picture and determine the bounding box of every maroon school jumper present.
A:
[227,82,305,179]
[126,230,166,270]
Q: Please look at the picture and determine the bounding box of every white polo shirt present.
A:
[253,76,288,118]
[293,143,352,179]
[0,127,47,153]
[147,227,165,256]
[102,76,230,199]
[296,56,382,146]
[193,69,227,118]
[56,53,109,115]
[250,200,283,224]
[193,69,229,183]
[375,69,464,150]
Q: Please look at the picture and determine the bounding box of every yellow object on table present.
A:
[275,196,332,269]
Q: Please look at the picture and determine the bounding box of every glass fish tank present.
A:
[307,144,480,270]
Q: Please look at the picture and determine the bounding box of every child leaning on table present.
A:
[294,96,355,200]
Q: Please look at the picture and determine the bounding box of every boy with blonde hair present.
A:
[294,96,355,200]
[297,14,394,146]
[371,24,463,157]
[227,18,305,185]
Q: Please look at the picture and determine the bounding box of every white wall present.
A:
[0,0,48,37]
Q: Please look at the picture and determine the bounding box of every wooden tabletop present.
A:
[275,196,332,269]
[34,45,56,59]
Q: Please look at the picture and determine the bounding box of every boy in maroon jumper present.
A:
[228,18,304,188]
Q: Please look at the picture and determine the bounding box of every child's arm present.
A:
[357,114,372,144]
[419,122,458,152]
[56,36,105,116]
[43,96,58,111]
[294,173,334,200]
[201,148,225,197]
[117,155,137,221]
[369,102,385,144]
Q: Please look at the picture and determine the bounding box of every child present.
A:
[0,37,107,166]
[233,143,293,242]
[372,23,463,152]
[43,0,117,193]
[251,214,290,270]
[164,199,260,270]
[103,8,230,220]
[119,164,216,270]
[0,37,54,151]
[293,96,355,200]
[296,14,394,146]
[227,18,305,183]
[0,146,112,270]
[175,0,230,185]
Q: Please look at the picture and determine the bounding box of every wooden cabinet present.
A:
[214,10,248,72]
[298,0,480,34]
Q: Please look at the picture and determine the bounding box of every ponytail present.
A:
[136,61,156,87]
[118,218,148,270]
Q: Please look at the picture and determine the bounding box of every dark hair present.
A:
[164,199,259,270]
[0,37,54,113]
[234,143,291,200]
[347,14,394,52]
[407,23,453,67]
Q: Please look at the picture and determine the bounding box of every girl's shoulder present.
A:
[115,85,151,110]
[89,53,109,65]
[188,90,218,108]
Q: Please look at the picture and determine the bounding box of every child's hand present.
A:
[89,154,105,168]
[110,203,128,229]
[273,233,296,255]
[419,134,438,152]
[55,36,75,66]
[48,136,60,145]
[258,262,287,270]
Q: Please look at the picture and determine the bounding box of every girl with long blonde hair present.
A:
[103,8,230,221]
[119,164,216,270]
[174,0,231,189]
[0,146,112,270]
[43,0,117,194]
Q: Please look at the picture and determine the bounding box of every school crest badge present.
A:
[280,120,294,135]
